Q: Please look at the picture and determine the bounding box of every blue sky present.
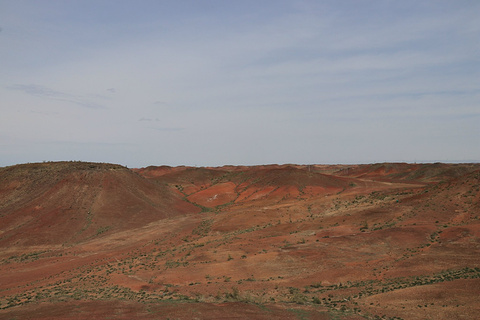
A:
[1,0,479,167]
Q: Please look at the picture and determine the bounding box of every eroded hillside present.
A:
[0,162,479,319]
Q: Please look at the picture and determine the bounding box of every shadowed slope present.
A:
[0,162,199,246]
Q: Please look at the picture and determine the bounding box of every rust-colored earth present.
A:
[1,161,479,319]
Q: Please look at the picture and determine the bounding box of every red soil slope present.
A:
[1,162,479,319]
[335,162,479,182]
[139,165,364,209]
[0,162,198,246]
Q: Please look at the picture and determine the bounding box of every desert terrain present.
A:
[0,161,479,319]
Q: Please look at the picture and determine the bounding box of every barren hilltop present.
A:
[0,161,479,319]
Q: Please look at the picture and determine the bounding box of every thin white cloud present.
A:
[7,84,106,109]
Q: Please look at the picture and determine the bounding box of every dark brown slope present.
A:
[0,162,199,246]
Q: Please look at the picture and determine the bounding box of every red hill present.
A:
[0,162,479,319]
[0,162,198,246]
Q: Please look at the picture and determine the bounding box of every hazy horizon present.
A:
[1,1,479,168]
[2,159,480,170]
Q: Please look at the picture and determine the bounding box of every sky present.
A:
[1,0,479,168]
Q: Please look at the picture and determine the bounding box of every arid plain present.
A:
[0,161,479,319]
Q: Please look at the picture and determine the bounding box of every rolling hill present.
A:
[0,161,479,319]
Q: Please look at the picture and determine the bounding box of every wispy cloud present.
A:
[0,1,478,167]
[7,84,106,109]
[149,127,184,132]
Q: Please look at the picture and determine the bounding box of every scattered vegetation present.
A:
[1,162,479,319]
